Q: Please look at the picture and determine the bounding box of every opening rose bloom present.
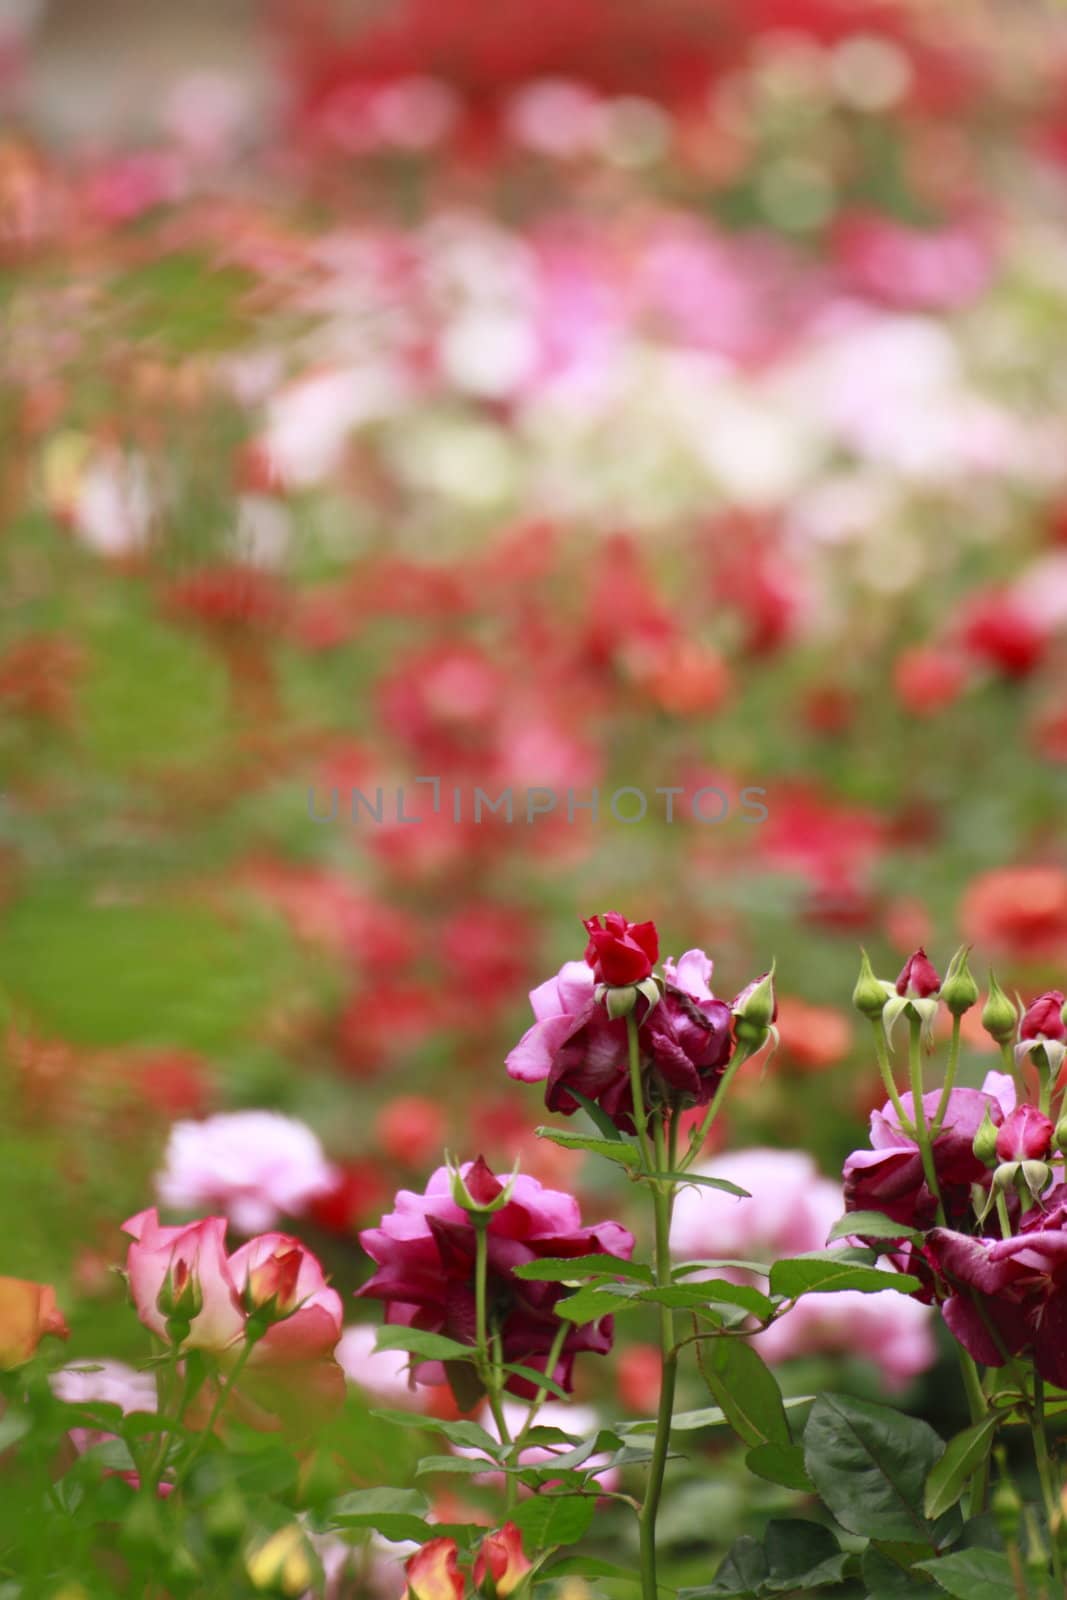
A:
[506,925,734,1131]
[122,1210,344,1426]
[358,1159,634,1399]
[843,1072,1017,1237]
[924,1198,1067,1387]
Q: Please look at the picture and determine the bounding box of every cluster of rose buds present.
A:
[844,945,1067,1388]
[402,1526,531,1600]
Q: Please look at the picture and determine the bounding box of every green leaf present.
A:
[535,1127,639,1167]
[414,1455,492,1477]
[568,1089,627,1143]
[556,1286,636,1323]
[329,1488,433,1543]
[662,1173,751,1198]
[912,1550,1017,1599]
[374,1327,476,1363]
[368,1411,502,1456]
[862,1546,941,1598]
[770,1256,919,1298]
[693,1535,768,1597]
[698,1337,791,1450]
[511,1493,595,1547]
[647,1280,775,1318]
[827,1211,923,1245]
[512,1254,653,1284]
[620,1396,814,1436]
[500,1364,573,1401]
[674,1260,773,1278]
[746,1442,813,1492]
[545,1558,640,1583]
[763,1519,849,1592]
[923,1416,1000,1520]
[803,1394,958,1547]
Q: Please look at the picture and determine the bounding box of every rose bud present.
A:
[995,1105,1054,1163]
[243,1245,304,1331]
[0,1277,68,1369]
[473,1524,532,1598]
[1020,990,1067,1043]
[973,1107,1000,1169]
[981,971,1018,1045]
[852,949,891,1020]
[895,948,941,999]
[732,966,777,1049]
[403,1539,464,1600]
[447,1153,517,1219]
[940,946,979,1017]
[583,913,659,987]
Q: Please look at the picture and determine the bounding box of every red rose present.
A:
[582,912,659,985]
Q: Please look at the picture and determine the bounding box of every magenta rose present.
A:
[843,1073,1016,1235]
[924,1201,1067,1388]
[358,1158,634,1399]
[1019,989,1067,1043]
[582,913,659,986]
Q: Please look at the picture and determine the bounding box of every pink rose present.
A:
[123,1210,245,1353]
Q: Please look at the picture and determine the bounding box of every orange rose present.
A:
[0,1277,68,1369]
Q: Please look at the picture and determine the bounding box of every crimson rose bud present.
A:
[583,913,659,986]
[995,1105,1054,1163]
[895,947,941,999]
[1019,990,1067,1043]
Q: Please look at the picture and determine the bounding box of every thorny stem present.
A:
[173,1340,255,1489]
[1032,1379,1063,1588]
[908,1013,946,1227]
[638,1110,677,1600]
[870,1018,916,1138]
[901,1014,991,1510]
[931,1014,961,1136]
[1001,1039,1027,1101]
[996,1190,1014,1241]
[509,1322,569,1459]
[627,1011,654,1173]
[475,1223,516,1512]
[679,1042,755,1173]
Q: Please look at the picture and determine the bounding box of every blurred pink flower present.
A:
[336,1324,429,1410]
[155,1111,338,1234]
[52,1360,157,1456]
[670,1148,936,1389]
